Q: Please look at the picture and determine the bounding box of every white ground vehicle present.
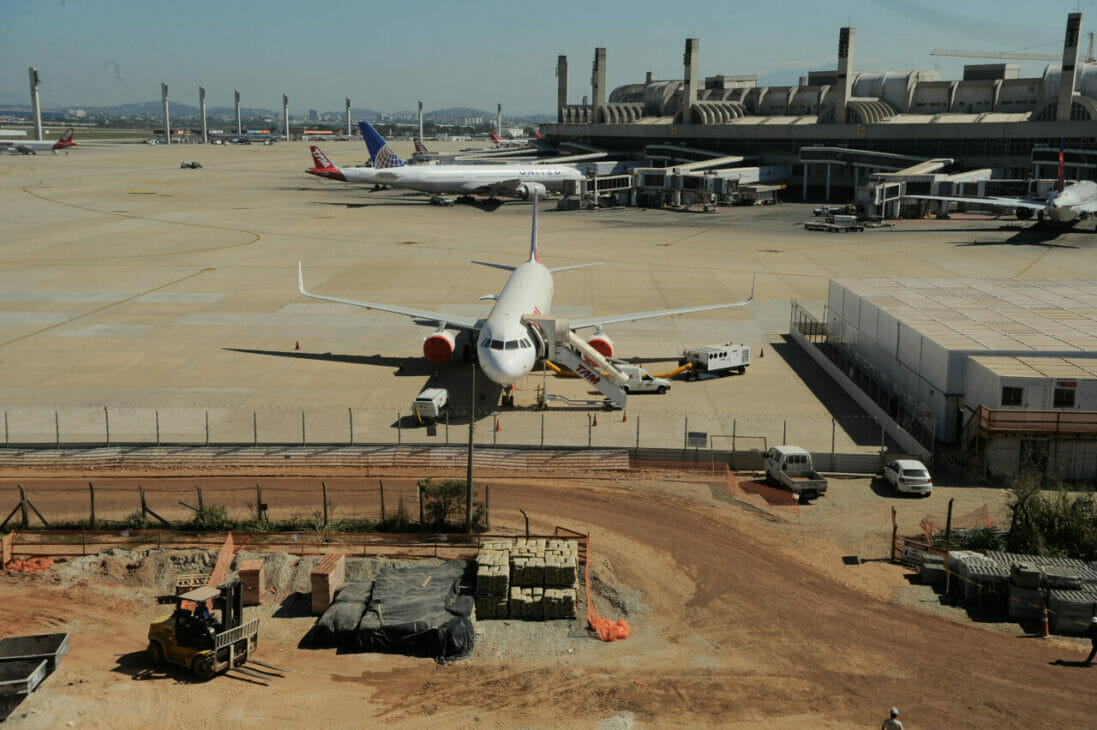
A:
[680,344,750,376]
[612,362,672,394]
[883,459,933,496]
[411,388,448,422]
[763,445,828,500]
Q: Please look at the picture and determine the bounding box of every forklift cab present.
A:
[148,580,250,678]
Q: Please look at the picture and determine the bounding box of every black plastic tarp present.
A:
[357,560,474,664]
[312,581,374,647]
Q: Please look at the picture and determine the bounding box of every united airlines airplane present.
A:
[297,195,754,388]
[305,122,583,201]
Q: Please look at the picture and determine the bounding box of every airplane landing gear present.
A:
[502,385,515,408]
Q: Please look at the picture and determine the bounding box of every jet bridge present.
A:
[523,315,628,409]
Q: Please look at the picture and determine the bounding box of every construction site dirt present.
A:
[3,468,1096,729]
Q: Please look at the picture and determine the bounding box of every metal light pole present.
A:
[234,90,241,135]
[199,86,208,143]
[161,83,170,144]
[418,99,424,141]
[283,94,289,142]
[345,97,351,136]
[28,67,43,141]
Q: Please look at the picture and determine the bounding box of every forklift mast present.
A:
[217,579,244,631]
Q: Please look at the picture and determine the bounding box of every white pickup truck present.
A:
[763,445,828,501]
[611,362,672,394]
[411,388,448,422]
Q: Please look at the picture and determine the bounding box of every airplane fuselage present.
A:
[1047,180,1097,222]
[475,261,553,384]
[331,164,582,195]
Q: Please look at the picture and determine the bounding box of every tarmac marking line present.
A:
[19,185,262,256]
[0,267,216,349]
[1014,246,1053,278]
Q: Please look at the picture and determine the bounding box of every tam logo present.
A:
[574,364,601,386]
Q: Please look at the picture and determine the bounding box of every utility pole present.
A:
[465,363,476,532]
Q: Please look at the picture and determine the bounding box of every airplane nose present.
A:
[478,347,534,385]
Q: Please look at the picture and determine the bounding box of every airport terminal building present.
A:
[542,13,1097,196]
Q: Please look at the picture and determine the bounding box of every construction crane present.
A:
[932,33,1096,63]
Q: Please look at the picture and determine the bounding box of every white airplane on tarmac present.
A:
[0,128,76,154]
[297,195,755,394]
[305,121,582,201]
[906,146,1097,227]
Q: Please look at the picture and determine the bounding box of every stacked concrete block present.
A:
[1049,589,1097,635]
[474,543,511,620]
[509,586,544,620]
[237,559,265,606]
[1010,563,1042,589]
[310,553,346,615]
[1042,567,1082,590]
[919,554,947,586]
[473,538,580,621]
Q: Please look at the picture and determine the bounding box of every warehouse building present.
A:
[825,278,1097,479]
[542,13,1096,194]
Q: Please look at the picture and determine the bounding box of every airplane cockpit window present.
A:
[480,335,491,348]
[491,340,504,350]
[505,340,519,350]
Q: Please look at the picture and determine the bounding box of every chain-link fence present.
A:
[0,404,901,456]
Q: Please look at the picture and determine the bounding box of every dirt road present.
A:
[3,472,1093,728]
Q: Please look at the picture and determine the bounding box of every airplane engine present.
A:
[423,331,457,364]
[517,182,548,201]
[1015,207,1033,220]
[587,333,614,359]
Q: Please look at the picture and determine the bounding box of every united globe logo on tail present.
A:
[358,121,406,169]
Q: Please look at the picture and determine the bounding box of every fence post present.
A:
[256,483,264,522]
[195,485,204,510]
[445,410,450,446]
[379,478,386,521]
[540,410,545,449]
[4,410,8,448]
[397,413,402,444]
[321,480,328,526]
[104,406,110,447]
[880,419,885,456]
[301,412,306,446]
[205,411,209,446]
[253,411,258,446]
[485,484,490,530]
[587,414,592,448]
[635,416,640,458]
[683,416,689,460]
[348,408,354,446]
[782,419,787,445]
[831,418,836,464]
[155,410,160,446]
[417,481,423,525]
[55,411,60,448]
[88,481,96,529]
[19,484,28,529]
[493,416,498,448]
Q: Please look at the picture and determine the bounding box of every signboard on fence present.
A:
[686,431,708,448]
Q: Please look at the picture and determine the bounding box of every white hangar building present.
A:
[826,278,1097,478]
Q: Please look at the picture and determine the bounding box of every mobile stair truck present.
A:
[763,445,828,501]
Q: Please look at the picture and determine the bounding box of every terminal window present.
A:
[1001,386,1023,406]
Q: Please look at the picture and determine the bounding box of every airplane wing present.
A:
[1077,200,1097,214]
[569,275,755,330]
[473,179,524,196]
[903,194,1047,211]
[298,263,481,331]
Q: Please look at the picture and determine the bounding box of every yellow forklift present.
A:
[147,579,273,681]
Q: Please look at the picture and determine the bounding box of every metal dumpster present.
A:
[0,633,70,674]
[0,660,48,697]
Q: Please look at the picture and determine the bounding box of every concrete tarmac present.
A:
[2,140,1095,452]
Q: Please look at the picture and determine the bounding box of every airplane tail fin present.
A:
[52,128,75,150]
[413,137,428,153]
[529,192,542,264]
[306,146,346,181]
[358,121,406,168]
[535,132,542,140]
[490,130,502,144]
[1057,135,1065,193]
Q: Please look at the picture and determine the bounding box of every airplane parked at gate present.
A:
[297,195,754,390]
[905,144,1097,227]
[304,122,583,201]
[0,128,75,154]
[489,130,541,147]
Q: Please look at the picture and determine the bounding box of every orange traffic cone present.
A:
[295,341,300,350]
[622,411,628,422]
[593,414,598,426]
[495,417,501,432]
[1041,606,1050,637]
[759,347,764,357]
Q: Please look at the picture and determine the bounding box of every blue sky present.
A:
[2,0,1094,114]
